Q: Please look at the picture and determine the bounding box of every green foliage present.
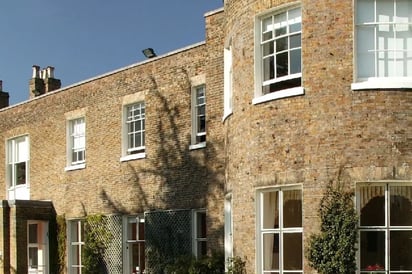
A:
[83,214,112,274]
[226,256,246,274]
[306,182,358,274]
[165,252,225,274]
[56,215,67,274]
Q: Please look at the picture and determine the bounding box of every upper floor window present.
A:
[7,135,29,188]
[223,44,233,121]
[353,0,412,90]
[190,85,206,150]
[257,186,303,273]
[66,117,85,170]
[121,102,146,161]
[254,6,304,104]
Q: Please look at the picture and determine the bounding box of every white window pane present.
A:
[290,33,301,49]
[17,138,28,162]
[263,191,279,229]
[29,247,39,269]
[359,185,385,226]
[357,50,375,78]
[390,186,412,226]
[357,0,375,23]
[274,13,287,37]
[360,231,385,271]
[262,17,273,41]
[263,41,274,56]
[276,52,288,77]
[15,162,26,185]
[283,189,302,228]
[390,231,412,271]
[283,233,302,270]
[263,56,274,81]
[263,233,279,270]
[396,0,412,24]
[358,26,375,53]
[288,7,302,33]
[276,37,288,52]
[29,224,38,244]
[290,49,301,74]
[377,0,393,23]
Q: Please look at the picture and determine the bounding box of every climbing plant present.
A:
[56,215,67,274]
[306,181,358,274]
[83,214,112,274]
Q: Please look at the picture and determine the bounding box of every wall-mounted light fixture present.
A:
[142,48,157,58]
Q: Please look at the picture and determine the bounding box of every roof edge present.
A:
[1,41,206,112]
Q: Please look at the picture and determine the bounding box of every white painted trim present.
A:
[189,142,206,150]
[252,86,304,105]
[222,110,233,122]
[65,163,86,172]
[352,78,412,90]
[120,152,146,162]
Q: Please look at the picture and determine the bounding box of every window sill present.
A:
[65,163,86,172]
[189,142,206,150]
[352,78,412,91]
[222,109,233,123]
[120,152,146,162]
[252,86,304,105]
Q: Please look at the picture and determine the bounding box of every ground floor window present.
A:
[225,194,233,265]
[68,220,84,274]
[357,183,412,273]
[257,186,303,274]
[28,221,48,274]
[124,215,145,274]
[193,210,207,258]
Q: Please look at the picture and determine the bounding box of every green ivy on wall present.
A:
[306,182,358,274]
[83,214,113,274]
[56,215,67,274]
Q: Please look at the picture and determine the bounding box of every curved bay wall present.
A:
[223,0,412,272]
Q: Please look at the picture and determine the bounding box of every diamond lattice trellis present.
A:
[145,210,192,274]
[102,215,123,274]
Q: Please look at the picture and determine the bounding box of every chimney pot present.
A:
[46,66,55,78]
[32,65,40,78]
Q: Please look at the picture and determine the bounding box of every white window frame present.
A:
[68,220,84,274]
[65,117,86,171]
[224,193,233,270]
[193,209,207,258]
[6,135,30,200]
[28,221,49,274]
[223,43,233,121]
[254,4,304,105]
[190,85,206,150]
[356,181,412,273]
[256,186,303,274]
[352,0,412,90]
[121,102,146,162]
[123,215,145,274]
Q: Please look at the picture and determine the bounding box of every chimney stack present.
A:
[0,80,10,109]
[29,65,61,99]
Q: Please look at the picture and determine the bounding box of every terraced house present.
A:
[0,0,412,273]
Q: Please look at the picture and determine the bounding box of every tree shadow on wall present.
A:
[99,73,225,271]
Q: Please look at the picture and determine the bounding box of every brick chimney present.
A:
[29,65,61,99]
[0,80,10,109]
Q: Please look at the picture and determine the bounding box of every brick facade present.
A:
[0,1,411,273]
[0,9,225,274]
[223,0,412,273]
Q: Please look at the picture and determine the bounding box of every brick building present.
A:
[1,0,412,273]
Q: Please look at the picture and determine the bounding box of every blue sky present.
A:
[0,1,223,105]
